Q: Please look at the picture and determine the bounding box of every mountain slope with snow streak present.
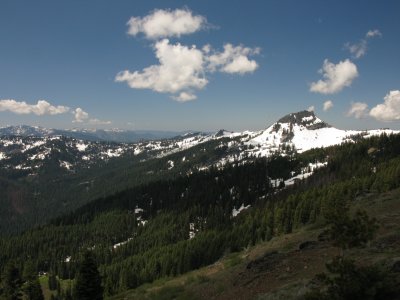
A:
[1,111,399,174]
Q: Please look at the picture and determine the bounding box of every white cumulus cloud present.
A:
[119,9,260,102]
[323,100,334,111]
[0,99,69,115]
[347,102,369,119]
[115,39,207,99]
[369,90,400,121]
[73,108,112,125]
[127,8,207,39]
[116,38,260,101]
[73,107,89,123]
[307,105,315,112]
[207,44,260,74]
[310,59,358,94]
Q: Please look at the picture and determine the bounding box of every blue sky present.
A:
[0,0,399,131]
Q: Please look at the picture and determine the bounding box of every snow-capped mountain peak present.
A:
[246,110,399,156]
[276,110,330,130]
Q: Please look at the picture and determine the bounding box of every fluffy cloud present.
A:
[345,29,382,59]
[323,100,333,111]
[73,107,89,123]
[347,102,369,119]
[310,59,358,94]
[127,8,207,39]
[172,92,197,102]
[0,99,112,126]
[116,39,207,101]
[73,107,112,125]
[119,9,260,102]
[369,90,400,121]
[307,105,315,112]
[116,39,260,101]
[207,44,260,74]
[0,99,69,115]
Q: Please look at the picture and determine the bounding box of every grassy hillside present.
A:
[110,187,400,300]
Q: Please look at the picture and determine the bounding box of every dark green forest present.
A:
[0,137,249,234]
[1,134,400,299]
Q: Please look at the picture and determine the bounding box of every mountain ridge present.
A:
[1,110,399,173]
[1,110,399,233]
[0,125,186,143]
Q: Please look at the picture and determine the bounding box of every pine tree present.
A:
[73,251,103,300]
[1,262,22,300]
[23,261,44,300]
[328,210,378,251]
[24,279,44,300]
[48,273,58,291]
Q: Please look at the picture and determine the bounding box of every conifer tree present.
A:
[328,209,378,252]
[73,251,103,300]
[23,261,44,300]
[0,262,22,300]
[24,279,44,300]
[48,273,58,291]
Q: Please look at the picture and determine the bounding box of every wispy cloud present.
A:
[88,118,112,125]
[347,102,369,119]
[345,29,382,59]
[0,99,69,115]
[323,100,333,111]
[344,40,367,59]
[310,59,358,94]
[366,29,382,38]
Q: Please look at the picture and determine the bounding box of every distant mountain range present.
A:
[0,110,399,233]
[0,125,186,142]
[1,110,398,173]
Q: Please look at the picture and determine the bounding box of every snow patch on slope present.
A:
[232,203,251,217]
[76,142,88,152]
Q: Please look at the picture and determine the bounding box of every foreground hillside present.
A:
[1,133,400,299]
[111,187,400,300]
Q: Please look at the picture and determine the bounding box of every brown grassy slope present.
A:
[110,188,400,300]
